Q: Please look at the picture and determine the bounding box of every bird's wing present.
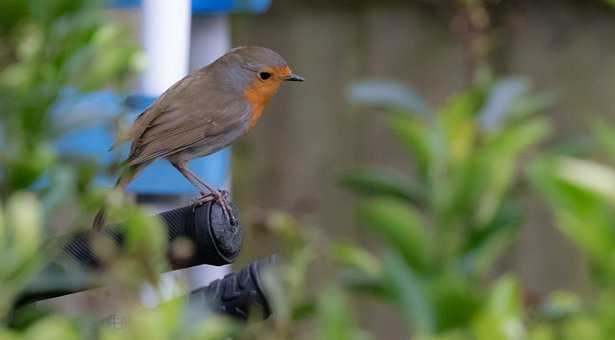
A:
[125,96,250,166]
[126,73,198,145]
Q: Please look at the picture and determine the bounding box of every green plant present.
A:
[248,75,615,340]
[4,1,615,339]
[0,1,212,338]
[527,122,615,339]
[339,76,551,338]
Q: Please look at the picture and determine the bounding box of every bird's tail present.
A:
[92,164,143,230]
[92,207,108,231]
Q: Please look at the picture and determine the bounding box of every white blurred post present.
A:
[141,0,191,96]
[140,0,192,306]
[186,15,232,291]
[190,16,231,67]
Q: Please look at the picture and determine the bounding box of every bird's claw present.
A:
[191,193,214,208]
[192,190,237,226]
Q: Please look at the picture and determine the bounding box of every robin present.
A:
[93,46,304,230]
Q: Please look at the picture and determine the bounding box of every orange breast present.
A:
[243,81,279,128]
[248,103,265,128]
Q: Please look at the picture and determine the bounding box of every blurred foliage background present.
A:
[0,0,195,339]
[2,0,615,339]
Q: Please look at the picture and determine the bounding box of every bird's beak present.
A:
[284,73,304,82]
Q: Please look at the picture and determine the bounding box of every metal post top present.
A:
[111,0,271,14]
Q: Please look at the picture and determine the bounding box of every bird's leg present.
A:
[170,162,211,196]
[171,161,237,225]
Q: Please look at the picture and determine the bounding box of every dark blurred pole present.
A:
[188,256,277,321]
[16,201,242,306]
[64,201,242,269]
[17,202,277,322]
[17,255,277,324]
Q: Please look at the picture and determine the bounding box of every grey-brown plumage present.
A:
[93,47,303,229]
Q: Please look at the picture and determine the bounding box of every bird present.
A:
[92,46,304,230]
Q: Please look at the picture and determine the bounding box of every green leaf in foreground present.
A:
[358,198,431,271]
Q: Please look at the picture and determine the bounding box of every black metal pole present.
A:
[187,255,277,321]
[16,201,276,322]
[62,200,242,270]
[16,201,242,305]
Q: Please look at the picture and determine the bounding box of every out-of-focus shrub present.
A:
[528,121,615,339]
[0,1,201,338]
[338,77,550,338]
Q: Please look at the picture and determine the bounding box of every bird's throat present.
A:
[244,83,278,128]
[248,104,265,128]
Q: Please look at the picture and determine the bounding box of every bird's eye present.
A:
[259,72,272,80]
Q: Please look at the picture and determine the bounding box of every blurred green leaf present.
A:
[474,118,550,224]
[358,197,431,271]
[27,0,97,28]
[114,201,167,283]
[334,244,386,297]
[507,92,555,121]
[260,210,307,251]
[318,287,369,340]
[440,88,484,162]
[101,298,183,340]
[473,276,525,340]
[591,120,615,163]
[530,156,615,267]
[337,269,387,298]
[23,316,80,340]
[390,116,431,178]
[7,192,41,258]
[66,23,141,91]
[185,316,239,340]
[333,243,380,277]
[561,318,601,340]
[0,0,28,36]
[429,274,482,332]
[557,157,615,204]
[541,291,582,320]
[446,118,547,232]
[5,144,56,191]
[526,324,555,340]
[382,250,436,335]
[459,223,517,277]
[0,192,45,316]
[262,246,315,332]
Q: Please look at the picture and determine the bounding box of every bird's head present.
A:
[221,46,304,106]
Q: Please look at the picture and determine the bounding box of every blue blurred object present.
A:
[54,91,230,194]
[110,0,271,14]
